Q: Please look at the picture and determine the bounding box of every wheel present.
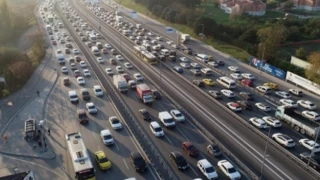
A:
[294,126,300,132]
[300,129,306,135]
[291,123,295,127]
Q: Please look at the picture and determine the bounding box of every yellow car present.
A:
[208,55,214,61]
[263,82,278,90]
[203,79,215,86]
[95,151,112,170]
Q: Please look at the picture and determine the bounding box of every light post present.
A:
[260,127,271,180]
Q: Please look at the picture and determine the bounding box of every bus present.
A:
[133,46,157,64]
[217,76,236,89]
[66,132,95,180]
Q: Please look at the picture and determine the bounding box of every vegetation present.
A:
[305,52,320,84]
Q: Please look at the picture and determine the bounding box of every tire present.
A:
[300,129,306,135]
[294,126,300,132]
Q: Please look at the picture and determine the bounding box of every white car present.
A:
[180,62,190,68]
[80,61,87,68]
[230,73,242,80]
[83,69,91,77]
[279,99,298,108]
[93,85,103,97]
[302,111,320,121]
[156,36,163,41]
[76,77,85,85]
[109,116,123,130]
[124,62,133,69]
[116,55,124,61]
[262,116,282,128]
[171,44,179,49]
[217,160,241,180]
[100,129,114,145]
[134,73,143,82]
[86,102,98,114]
[105,43,112,49]
[221,89,235,98]
[241,73,254,80]
[197,159,218,180]
[166,41,173,45]
[208,61,219,67]
[228,66,240,73]
[275,91,291,99]
[73,49,80,54]
[170,109,185,122]
[116,66,124,73]
[272,133,295,147]
[97,57,104,64]
[150,121,164,137]
[150,39,157,44]
[297,100,317,110]
[249,117,268,129]
[299,139,320,152]
[227,102,242,112]
[255,102,271,112]
[179,57,190,63]
[105,68,114,75]
[61,66,68,74]
[190,62,201,69]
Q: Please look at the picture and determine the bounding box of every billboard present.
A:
[286,71,320,96]
[249,57,286,80]
[290,56,310,69]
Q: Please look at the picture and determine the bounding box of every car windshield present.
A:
[228,167,237,173]
[103,135,112,140]
[206,167,215,173]
[164,119,174,123]
[134,157,144,164]
[188,145,196,150]
[175,113,182,117]
[154,127,162,132]
[89,105,95,109]
[96,89,102,92]
[142,111,149,116]
[176,156,185,163]
[99,157,109,163]
[112,119,119,124]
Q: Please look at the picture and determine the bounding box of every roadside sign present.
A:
[166,27,175,33]
[131,11,137,18]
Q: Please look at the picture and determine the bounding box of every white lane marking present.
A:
[92,131,97,139]
[123,159,129,169]
[164,134,174,145]
[98,145,101,150]
[266,99,278,107]
[176,127,189,141]
[189,165,199,176]
[114,142,120,151]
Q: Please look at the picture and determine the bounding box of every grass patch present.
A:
[115,0,251,61]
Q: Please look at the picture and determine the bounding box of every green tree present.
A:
[305,52,320,84]
[295,47,307,60]
[283,1,294,10]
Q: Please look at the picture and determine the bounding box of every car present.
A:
[241,73,255,80]
[139,109,151,120]
[116,66,124,73]
[79,61,87,68]
[74,70,81,78]
[202,79,215,86]
[173,66,183,73]
[217,60,225,66]
[208,61,219,67]
[180,62,191,68]
[239,92,254,101]
[229,73,242,80]
[299,139,320,152]
[193,80,205,87]
[101,48,108,54]
[152,89,161,99]
[275,91,291,99]
[299,152,320,170]
[208,90,222,99]
[60,39,65,44]
[109,116,123,130]
[73,49,80,54]
[76,77,85,85]
[256,86,272,95]
[302,111,320,121]
[65,48,71,54]
[115,55,124,61]
[100,129,114,145]
[197,159,218,179]
[83,69,91,77]
[134,73,143,82]
[297,100,317,110]
[61,66,68,74]
[227,102,242,112]
[156,36,163,40]
[86,102,98,114]
[150,121,164,137]
[289,89,303,97]
[130,152,147,172]
[86,42,92,47]
[249,117,268,129]
[228,66,240,73]
[105,43,112,49]
[241,79,254,87]
[237,100,253,110]
[170,152,189,170]
[255,102,271,112]
[124,62,133,69]
[217,160,241,180]
[190,62,201,69]
[94,85,104,97]
[182,141,199,156]
[272,133,295,147]
[190,69,201,76]
[75,56,82,62]
[105,68,114,75]
[66,43,73,48]
[97,57,104,64]
[221,89,235,98]
[170,109,185,122]
[63,77,70,86]
[207,144,222,157]
[94,151,112,170]
[263,82,278,90]
[122,73,130,81]
[52,40,57,45]
[166,40,173,45]
[262,116,282,128]
[179,57,190,63]
[279,99,298,108]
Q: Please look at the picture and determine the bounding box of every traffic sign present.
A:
[166,27,175,33]
[131,11,137,18]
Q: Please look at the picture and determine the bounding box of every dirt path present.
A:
[17,25,39,53]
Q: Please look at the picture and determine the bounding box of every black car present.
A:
[237,100,253,110]
[207,144,222,157]
[152,89,161,99]
[239,92,254,101]
[139,109,151,121]
[208,90,222,99]
[299,152,320,171]
[130,152,147,172]
[217,60,225,66]
[169,151,189,170]
[193,80,205,87]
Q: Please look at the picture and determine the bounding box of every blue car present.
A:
[173,66,183,73]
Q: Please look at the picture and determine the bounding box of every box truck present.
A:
[136,84,153,104]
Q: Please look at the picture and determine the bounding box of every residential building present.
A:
[220,0,266,16]
[294,0,320,11]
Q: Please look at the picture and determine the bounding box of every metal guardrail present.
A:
[57,2,176,180]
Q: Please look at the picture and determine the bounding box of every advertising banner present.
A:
[286,71,320,96]
[249,57,286,80]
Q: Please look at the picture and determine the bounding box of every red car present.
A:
[241,79,254,87]
[182,141,199,156]
[52,40,57,45]
[122,73,130,82]
[74,70,81,78]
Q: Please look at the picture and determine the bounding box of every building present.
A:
[294,0,320,11]
[220,0,266,16]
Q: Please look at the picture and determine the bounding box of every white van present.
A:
[68,90,79,103]
[201,68,213,76]
[91,46,100,55]
[160,49,170,56]
[158,111,176,128]
[196,54,209,63]
[100,129,114,145]
[217,76,236,89]
[93,85,103,97]
[256,86,272,95]
[128,80,136,89]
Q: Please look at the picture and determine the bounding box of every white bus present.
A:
[88,34,97,43]
[196,53,209,63]
[217,76,236,89]
[91,46,100,55]
[65,132,95,180]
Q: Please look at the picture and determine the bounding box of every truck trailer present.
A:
[136,84,153,104]
[113,75,128,92]
[275,106,320,138]
[180,34,190,43]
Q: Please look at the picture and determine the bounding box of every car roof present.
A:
[150,121,160,127]
[183,141,192,146]
[171,109,180,114]
[198,159,212,168]
[95,151,106,158]
[101,129,111,135]
[220,160,233,168]
[171,151,182,158]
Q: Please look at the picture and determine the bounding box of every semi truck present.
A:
[113,75,128,92]
[275,106,320,138]
[136,84,153,104]
[116,16,123,23]
[180,34,190,43]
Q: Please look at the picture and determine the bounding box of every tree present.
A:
[295,47,307,60]
[305,52,320,84]
[283,1,294,10]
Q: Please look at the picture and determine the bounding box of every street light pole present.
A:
[260,127,271,180]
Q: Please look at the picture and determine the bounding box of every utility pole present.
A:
[259,127,271,180]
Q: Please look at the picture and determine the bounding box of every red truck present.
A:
[136,84,154,104]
